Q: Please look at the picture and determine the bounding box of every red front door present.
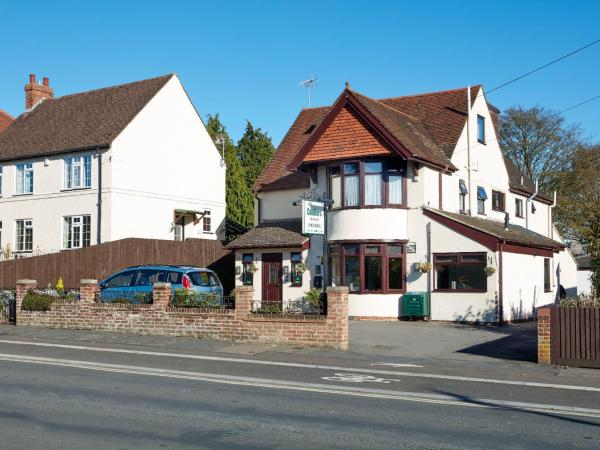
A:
[262,253,282,304]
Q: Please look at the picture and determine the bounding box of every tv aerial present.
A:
[299,76,317,107]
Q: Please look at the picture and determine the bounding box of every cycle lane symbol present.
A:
[322,373,401,384]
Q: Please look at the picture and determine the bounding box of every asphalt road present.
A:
[1,332,600,449]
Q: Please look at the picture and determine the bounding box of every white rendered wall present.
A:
[256,188,305,224]
[0,150,111,254]
[109,75,225,241]
[577,270,593,296]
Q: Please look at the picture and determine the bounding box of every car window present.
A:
[189,271,210,286]
[209,274,220,287]
[134,269,164,287]
[106,270,136,288]
[165,271,182,284]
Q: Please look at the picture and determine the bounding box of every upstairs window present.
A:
[459,179,468,213]
[515,198,524,218]
[477,115,486,144]
[63,215,91,249]
[15,219,33,252]
[65,155,92,189]
[492,190,505,212]
[544,258,551,292]
[203,211,211,233]
[328,159,406,209]
[16,163,33,195]
[477,186,487,215]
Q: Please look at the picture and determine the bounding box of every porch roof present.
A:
[226,219,309,250]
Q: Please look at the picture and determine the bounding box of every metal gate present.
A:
[551,307,600,369]
[3,295,16,324]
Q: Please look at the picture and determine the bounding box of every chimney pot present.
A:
[43,77,49,87]
[25,73,54,110]
[29,74,36,84]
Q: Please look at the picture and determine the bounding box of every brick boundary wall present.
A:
[15,280,349,350]
[537,306,552,364]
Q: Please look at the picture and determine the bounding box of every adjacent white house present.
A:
[0,74,225,258]
[227,84,578,322]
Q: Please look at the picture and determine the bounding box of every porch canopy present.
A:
[226,219,309,250]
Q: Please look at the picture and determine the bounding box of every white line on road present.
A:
[1,352,600,420]
[371,363,424,368]
[1,339,599,392]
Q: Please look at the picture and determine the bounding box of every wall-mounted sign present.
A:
[302,200,325,235]
[406,242,417,253]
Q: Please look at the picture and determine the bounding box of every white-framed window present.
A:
[477,115,486,144]
[477,186,487,215]
[16,163,33,195]
[63,215,91,249]
[203,211,212,233]
[459,179,468,213]
[65,155,92,189]
[15,219,33,252]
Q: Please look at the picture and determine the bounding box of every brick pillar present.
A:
[234,286,254,314]
[80,279,98,304]
[16,279,37,321]
[152,283,172,309]
[537,306,552,364]
[326,287,349,350]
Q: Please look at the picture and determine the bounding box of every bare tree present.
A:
[499,106,582,190]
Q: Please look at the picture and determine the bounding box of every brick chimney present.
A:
[25,74,54,110]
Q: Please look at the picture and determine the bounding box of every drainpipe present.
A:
[548,191,557,239]
[525,179,538,230]
[466,85,473,216]
[498,242,504,325]
[96,148,103,245]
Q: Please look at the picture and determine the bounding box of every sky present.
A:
[1,1,599,146]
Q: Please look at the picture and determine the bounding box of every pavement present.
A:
[0,322,599,449]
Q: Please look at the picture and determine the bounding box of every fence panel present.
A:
[552,306,600,368]
[0,238,234,293]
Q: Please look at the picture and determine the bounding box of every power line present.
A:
[559,94,600,114]
[486,38,600,94]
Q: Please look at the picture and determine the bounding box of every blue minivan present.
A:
[98,265,223,304]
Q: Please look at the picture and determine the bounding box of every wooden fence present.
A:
[0,238,234,293]
[551,307,600,368]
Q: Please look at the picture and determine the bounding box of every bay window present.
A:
[63,215,91,249]
[65,155,92,189]
[329,243,405,294]
[328,159,406,209]
[15,219,33,252]
[434,253,487,292]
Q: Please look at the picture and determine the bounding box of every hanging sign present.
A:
[302,200,325,235]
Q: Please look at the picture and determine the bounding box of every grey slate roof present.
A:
[226,219,308,250]
[424,207,564,250]
[0,74,174,162]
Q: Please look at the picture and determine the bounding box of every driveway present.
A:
[349,320,538,363]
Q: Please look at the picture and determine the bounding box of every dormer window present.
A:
[477,115,486,144]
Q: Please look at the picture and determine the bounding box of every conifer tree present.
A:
[236,121,276,190]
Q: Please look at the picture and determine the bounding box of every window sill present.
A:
[330,205,408,211]
[290,284,303,288]
[61,187,92,193]
[492,208,505,213]
[515,215,524,219]
[433,289,487,293]
[13,193,33,197]
[477,139,486,145]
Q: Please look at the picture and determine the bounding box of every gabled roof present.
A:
[0,74,174,162]
[226,219,309,250]
[503,156,552,204]
[256,85,483,192]
[288,87,455,172]
[424,207,564,252]
[0,109,13,133]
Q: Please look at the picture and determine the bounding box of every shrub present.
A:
[173,289,219,308]
[559,295,600,308]
[304,288,323,313]
[22,290,54,311]
[255,303,282,314]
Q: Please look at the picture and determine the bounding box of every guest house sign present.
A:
[302,200,325,235]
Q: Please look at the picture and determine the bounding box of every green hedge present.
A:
[172,289,219,308]
[22,291,54,311]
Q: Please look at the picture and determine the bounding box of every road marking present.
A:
[322,373,401,383]
[1,339,600,392]
[371,363,423,368]
[1,352,600,420]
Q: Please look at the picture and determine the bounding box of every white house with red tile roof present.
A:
[0,74,225,259]
[228,84,578,322]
